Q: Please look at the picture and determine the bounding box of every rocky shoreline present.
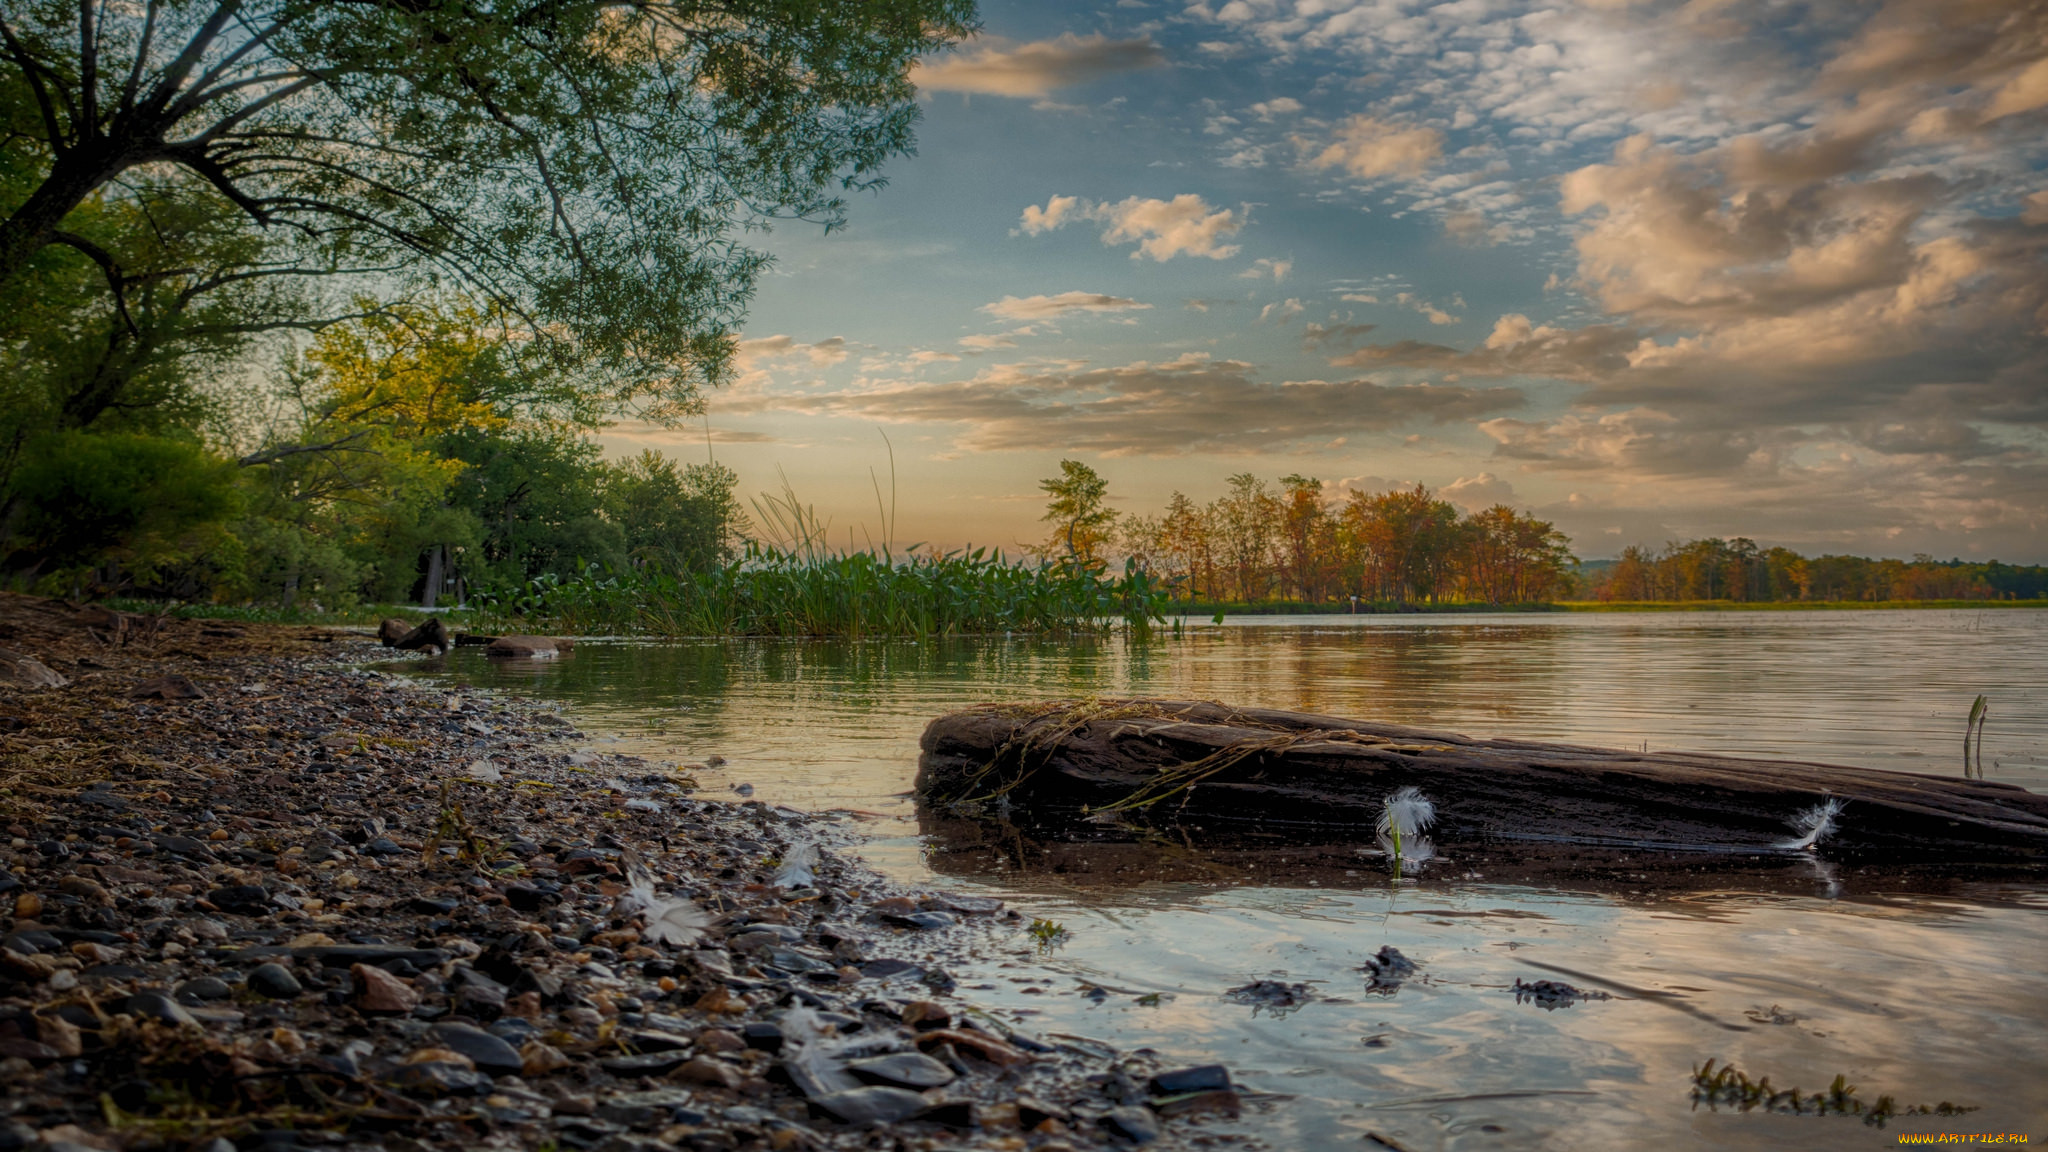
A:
[0,596,1250,1152]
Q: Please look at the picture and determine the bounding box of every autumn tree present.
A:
[1344,484,1464,603]
[1038,459,1117,571]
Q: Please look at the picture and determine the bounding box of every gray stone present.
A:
[247,963,303,999]
[429,1021,524,1076]
[121,991,197,1026]
[1104,1106,1161,1144]
[174,977,234,1004]
[599,1050,693,1077]
[810,1086,929,1124]
[845,1052,956,1090]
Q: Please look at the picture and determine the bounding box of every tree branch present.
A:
[116,0,159,114]
[237,430,374,467]
[48,228,139,337]
[0,14,71,150]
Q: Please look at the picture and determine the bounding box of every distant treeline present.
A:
[1040,465,1575,606]
[1589,538,2048,603]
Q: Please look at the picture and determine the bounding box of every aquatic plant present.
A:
[1777,796,1845,851]
[1965,694,1989,778]
[1376,786,1436,875]
[468,544,1171,639]
[1028,918,1069,952]
[1690,1059,1975,1128]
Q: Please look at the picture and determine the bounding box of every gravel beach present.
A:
[0,595,1252,1152]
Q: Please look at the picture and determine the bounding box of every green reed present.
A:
[467,543,1171,639]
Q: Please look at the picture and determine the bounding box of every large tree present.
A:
[0,0,975,421]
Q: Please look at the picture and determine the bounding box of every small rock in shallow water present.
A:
[1511,978,1611,1009]
[1104,1105,1161,1144]
[1223,980,1314,1011]
[1147,1064,1231,1095]
[1360,945,1417,993]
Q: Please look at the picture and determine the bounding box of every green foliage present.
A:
[1039,459,1118,570]
[2,430,239,584]
[470,545,1169,639]
[1594,539,2048,603]
[604,452,748,574]
[0,0,978,419]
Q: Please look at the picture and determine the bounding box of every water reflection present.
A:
[394,611,2048,1148]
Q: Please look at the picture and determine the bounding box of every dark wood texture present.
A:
[917,700,2048,861]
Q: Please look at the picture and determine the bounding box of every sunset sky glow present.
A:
[604,0,2048,562]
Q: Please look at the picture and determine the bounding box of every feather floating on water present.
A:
[1777,797,1845,851]
[615,847,709,946]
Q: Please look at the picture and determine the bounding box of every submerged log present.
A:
[916,699,2048,862]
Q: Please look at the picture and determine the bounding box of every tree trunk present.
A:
[917,699,2048,861]
[421,545,444,608]
[0,141,134,289]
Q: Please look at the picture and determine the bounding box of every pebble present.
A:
[174,977,233,1004]
[0,602,1207,1152]
[246,963,303,999]
[430,1021,525,1076]
[351,963,420,1013]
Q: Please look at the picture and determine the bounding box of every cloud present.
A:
[1257,298,1305,324]
[727,353,1525,456]
[1015,194,1245,260]
[1304,116,1442,180]
[1302,322,1378,350]
[1442,472,1519,510]
[912,34,1166,100]
[1238,257,1292,281]
[1249,97,1304,120]
[735,335,848,368]
[979,292,1153,320]
[730,334,850,389]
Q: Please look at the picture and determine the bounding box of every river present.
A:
[395,609,2048,1149]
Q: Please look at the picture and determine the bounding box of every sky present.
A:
[602,0,2048,563]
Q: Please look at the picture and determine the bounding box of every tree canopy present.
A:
[0,0,976,422]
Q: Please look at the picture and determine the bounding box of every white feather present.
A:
[1778,797,1845,851]
[773,842,818,889]
[1376,786,1436,840]
[615,848,709,946]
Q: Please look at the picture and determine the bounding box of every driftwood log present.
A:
[916,699,2048,862]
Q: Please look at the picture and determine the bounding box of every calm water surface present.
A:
[400,610,2048,1149]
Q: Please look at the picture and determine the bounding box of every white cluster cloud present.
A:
[1235,0,2048,553]
[1016,194,1245,260]
[912,33,1166,100]
[1303,116,1443,180]
[978,292,1153,320]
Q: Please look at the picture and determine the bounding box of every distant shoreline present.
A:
[1172,598,2048,616]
